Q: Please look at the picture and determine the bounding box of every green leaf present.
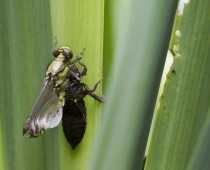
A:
[0,1,52,170]
[50,0,104,170]
[187,108,210,170]
[146,0,210,169]
[89,0,178,169]
[0,116,4,170]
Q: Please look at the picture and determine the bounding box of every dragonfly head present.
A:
[53,46,73,62]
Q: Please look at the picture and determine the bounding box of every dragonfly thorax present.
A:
[46,56,66,76]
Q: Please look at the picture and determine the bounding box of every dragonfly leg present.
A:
[83,80,105,103]
[77,60,87,76]
[69,48,86,65]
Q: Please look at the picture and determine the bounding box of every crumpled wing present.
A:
[23,79,63,138]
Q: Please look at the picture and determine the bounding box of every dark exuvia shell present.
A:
[62,99,86,149]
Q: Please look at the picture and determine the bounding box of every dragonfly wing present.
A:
[23,79,63,138]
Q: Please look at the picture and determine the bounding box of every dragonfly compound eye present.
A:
[62,48,73,59]
[52,49,60,57]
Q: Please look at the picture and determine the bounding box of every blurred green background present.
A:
[0,0,210,170]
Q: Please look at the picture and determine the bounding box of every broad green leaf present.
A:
[146,0,210,169]
[0,1,53,170]
[50,1,104,170]
[89,0,178,169]
[187,107,210,170]
[0,116,3,170]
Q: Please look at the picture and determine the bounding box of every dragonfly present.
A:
[23,44,105,149]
